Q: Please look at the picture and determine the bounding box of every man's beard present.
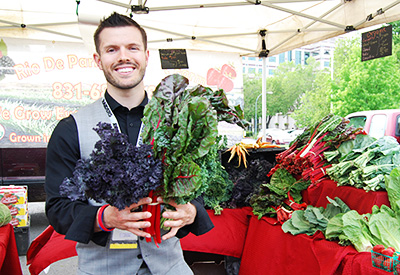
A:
[103,66,146,90]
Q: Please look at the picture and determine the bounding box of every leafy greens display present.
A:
[141,74,248,204]
[325,135,400,191]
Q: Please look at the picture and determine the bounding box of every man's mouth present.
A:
[116,67,135,73]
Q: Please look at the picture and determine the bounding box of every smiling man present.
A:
[45,12,213,275]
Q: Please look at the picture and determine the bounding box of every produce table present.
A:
[239,216,388,275]
[0,224,22,275]
[181,207,253,258]
[26,181,393,274]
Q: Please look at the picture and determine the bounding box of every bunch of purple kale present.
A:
[222,158,273,208]
[59,122,163,210]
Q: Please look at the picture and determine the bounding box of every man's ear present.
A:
[93,53,103,70]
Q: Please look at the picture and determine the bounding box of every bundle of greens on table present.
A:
[269,114,364,183]
[282,167,400,253]
[250,114,363,223]
[222,157,274,210]
[324,134,400,191]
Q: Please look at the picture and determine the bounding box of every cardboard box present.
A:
[0,185,29,227]
[0,185,28,205]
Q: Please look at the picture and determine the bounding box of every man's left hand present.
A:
[157,197,196,241]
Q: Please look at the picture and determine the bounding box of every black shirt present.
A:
[45,91,213,246]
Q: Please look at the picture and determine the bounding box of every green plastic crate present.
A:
[372,251,400,274]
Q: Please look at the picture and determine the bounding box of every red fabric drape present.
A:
[303,179,390,213]
[239,216,389,275]
[0,224,22,275]
[181,207,253,258]
[25,181,393,275]
[26,225,77,275]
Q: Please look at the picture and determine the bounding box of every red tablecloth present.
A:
[181,207,253,258]
[0,224,22,275]
[26,207,253,274]
[26,225,77,275]
[303,179,390,213]
[239,216,389,275]
[25,182,392,274]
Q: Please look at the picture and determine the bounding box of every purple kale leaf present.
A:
[60,122,163,210]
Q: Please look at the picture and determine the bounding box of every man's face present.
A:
[94,26,149,90]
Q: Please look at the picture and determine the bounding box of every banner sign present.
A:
[0,38,243,148]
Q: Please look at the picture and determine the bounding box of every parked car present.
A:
[287,129,304,141]
[346,109,400,143]
[258,128,293,145]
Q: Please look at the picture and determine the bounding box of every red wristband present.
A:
[98,204,114,232]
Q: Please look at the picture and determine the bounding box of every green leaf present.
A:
[268,168,296,197]
[368,211,400,251]
[385,167,400,213]
[341,210,373,252]
[325,212,346,240]
[0,39,8,56]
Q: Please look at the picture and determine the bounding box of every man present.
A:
[45,12,213,275]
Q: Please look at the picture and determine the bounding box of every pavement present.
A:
[18,202,78,275]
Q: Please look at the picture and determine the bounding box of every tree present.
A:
[290,69,331,127]
[331,36,400,117]
[243,58,318,132]
[267,59,317,114]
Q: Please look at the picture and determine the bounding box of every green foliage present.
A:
[290,70,332,128]
[141,74,246,204]
[331,36,400,117]
[282,197,350,236]
[0,203,12,227]
[199,135,234,214]
[243,58,318,129]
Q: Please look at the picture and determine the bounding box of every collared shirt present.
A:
[45,91,213,246]
[104,91,147,146]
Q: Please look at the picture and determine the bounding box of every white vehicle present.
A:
[258,128,293,145]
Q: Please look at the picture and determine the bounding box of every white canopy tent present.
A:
[2,0,400,138]
[2,0,400,56]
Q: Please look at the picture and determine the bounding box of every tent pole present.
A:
[261,56,267,142]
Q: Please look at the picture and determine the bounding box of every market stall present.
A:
[27,114,400,274]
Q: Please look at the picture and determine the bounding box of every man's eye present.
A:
[107,48,115,53]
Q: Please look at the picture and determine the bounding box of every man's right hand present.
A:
[95,197,153,238]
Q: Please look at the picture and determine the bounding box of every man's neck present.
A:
[107,86,145,110]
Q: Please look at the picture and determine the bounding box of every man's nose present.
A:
[118,48,131,62]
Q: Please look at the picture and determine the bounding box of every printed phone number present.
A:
[52,82,107,100]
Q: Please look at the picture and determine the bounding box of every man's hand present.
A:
[95,197,153,238]
[157,197,196,241]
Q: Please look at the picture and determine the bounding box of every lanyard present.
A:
[101,96,144,146]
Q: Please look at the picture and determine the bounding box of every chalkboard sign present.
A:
[159,49,189,69]
[362,25,392,62]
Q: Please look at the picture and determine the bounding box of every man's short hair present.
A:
[94,12,147,53]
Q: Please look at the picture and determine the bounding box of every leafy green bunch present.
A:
[141,74,248,204]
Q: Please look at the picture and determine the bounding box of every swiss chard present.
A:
[141,74,247,204]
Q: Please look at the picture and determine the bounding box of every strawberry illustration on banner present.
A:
[206,63,236,92]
